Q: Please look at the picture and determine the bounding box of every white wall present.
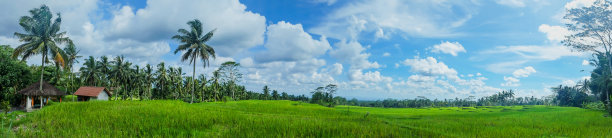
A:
[95,90,109,101]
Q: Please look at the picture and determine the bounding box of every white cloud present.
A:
[565,0,596,10]
[481,45,581,61]
[512,66,536,78]
[430,41,466,56]
[582,60,590,66]
[101,0,267,57]
[501,76,520,87]
[382,52,391,57]
[330,40,380,70]
[538,24,571,42]
[401,56,459,80]
[256,21,331,62]
[310,0,476,40]
[495,0,526,7]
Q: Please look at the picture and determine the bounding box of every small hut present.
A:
[74,87,111,101]
[18,81,65,111]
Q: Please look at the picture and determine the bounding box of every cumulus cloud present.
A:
[501,76,520,87]
[330,40,380,70]
[100,0,267,57]
[501,66,536,87]
[256,21,331,62]
[512,66,536,78]
[401,56,459,80]
[430,41,466,56]
[565,0,596,9]
[538,24,571,42]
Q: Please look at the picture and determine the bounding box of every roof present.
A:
[18,81,66,96]
[74,87,112,97]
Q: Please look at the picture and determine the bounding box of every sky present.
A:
[0,0,599,100]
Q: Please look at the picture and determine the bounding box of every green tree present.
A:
[172,19,216,104]
[0,45,32,104]
[63,44,80,94]
[272,90,279,100]
[218,61,242,99]
[12,5,73,93]
[563,0,612,114]
[80,56,98,86]
[262,85,270,100]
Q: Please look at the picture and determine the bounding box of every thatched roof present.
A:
[17,81,65,96]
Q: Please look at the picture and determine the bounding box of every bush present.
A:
[222,96,233,103]
[583,102,606,111]
[0,101,9,114]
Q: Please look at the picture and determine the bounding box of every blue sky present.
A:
[0,0,598,100]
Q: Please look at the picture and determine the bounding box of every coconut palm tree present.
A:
[172,19,216,104]
[80,56,98,86]
[12,5,73,92]
[155,62,169,99]
[144,64,153,100]
[97,56,111,87]
[63,44,80,95]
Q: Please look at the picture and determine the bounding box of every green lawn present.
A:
[7,100,612,137]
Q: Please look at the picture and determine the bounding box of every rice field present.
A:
[7,100,612,137]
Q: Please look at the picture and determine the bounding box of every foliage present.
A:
[172,19,216,104]
[12,5,73,95]
[552,85,589,107]
[0,45,32,105]
[583,101,606,111]
[564,0,612,114]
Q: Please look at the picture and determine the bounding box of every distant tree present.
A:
[281,92,289,100]
[80,56,98,86]
[263,86,270,100]
[172,19,216,104]
[272,90,279,100]
[13,5,73,93]
[218,61,242,99]
[563,0,612,113]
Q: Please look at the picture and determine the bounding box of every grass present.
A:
[8,100,612,137]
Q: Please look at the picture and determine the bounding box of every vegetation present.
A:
[12,5,73,96]
[9,100,612,137]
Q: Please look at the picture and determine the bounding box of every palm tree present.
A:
[80,56,98,86]
[12,5,73,92]
[144,64,153,100]
[155,62,169,99]
[63,44,81,95]
[111,56,128,100]
[172,19,217,104]
[97,56,111,87]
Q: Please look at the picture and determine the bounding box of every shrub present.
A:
[582,102,606,111]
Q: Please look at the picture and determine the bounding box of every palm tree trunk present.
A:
[191,59,196,104]
[606,52,612,113]
[40,54,45,92]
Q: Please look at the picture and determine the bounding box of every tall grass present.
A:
[11,100,612,137]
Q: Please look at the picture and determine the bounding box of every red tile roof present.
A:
[74,87,111,97]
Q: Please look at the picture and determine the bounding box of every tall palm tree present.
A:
[63,44,80,95]
[172,19,216,104]
[80,56,98,86]
[111,56,128,100]
[144,64,153,100]
[97,56,111,87]
[13,5,73,92]
[155,62,169,99]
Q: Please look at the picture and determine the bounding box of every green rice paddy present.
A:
[8,100,612,137]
